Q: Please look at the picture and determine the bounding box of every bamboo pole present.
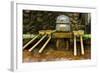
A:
[80,36,84,55]
[39,36,51,53]
[74,36,77,56]
[23,35,39,50]
[28,34,47,52]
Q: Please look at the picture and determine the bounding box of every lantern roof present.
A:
[56,15,70,23]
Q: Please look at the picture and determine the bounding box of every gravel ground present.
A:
[23,47,91,62]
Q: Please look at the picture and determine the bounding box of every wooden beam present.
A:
[28,34,47,52]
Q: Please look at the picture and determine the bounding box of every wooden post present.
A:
[23,35,39,50]
[78,30,84,55]
[66,40,69,50]
[28,34,47,52]
[56,39,60,49]
[74,36,77,56]
[80,36,84,55]
[39,36,51,53]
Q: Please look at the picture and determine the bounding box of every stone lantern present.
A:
[56,15,71,32]
[54,15,72,50]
